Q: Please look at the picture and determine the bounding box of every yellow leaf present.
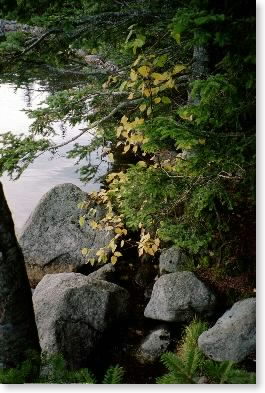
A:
[115,227,123,234]
[128,92,134,99]
[121,240,125,247]
[154,97,161,104]
[147,106,152,116]
[154,238,160,246]
[139,103,147,112]
[138,65,151,77]
[143,88,151,97]
[122,228,128,235]
[108,153,114,162]
[79,216,85,227]
[119,81,127,91]
[123,121,133,131]
[133,117,145,127]
[139,247,144,256]
[133,145,138,153]
[164,78,175,89]
[88,258,95,266]
[90,220,98,229]
[130,69,138,81]
[122,131,129,138]
[198,138,206,144]
[152,244,158,253]
[151,72,169,81]
[123,145,130,154]
[172,64,186,74]
[145,246,155,256]
[96,248,106,257]
[114,251,122,257]
[133,55,142,66]
[137,161,147,167]
[111,255,118,265]
[116,126,123,137]
[121,115,128,125]
[107,172,118,182]
[81,248,89,256]
[151,87,159,95]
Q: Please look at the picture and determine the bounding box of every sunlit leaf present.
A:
[79,216,85,227]
[111,255,118,264]
[123,145,130,154]
[139,103,147,112]
[81,248,89,255]
[162,96,171,104]
[138,65,151,77]
[108,153,114,162]
[130,69,138,81]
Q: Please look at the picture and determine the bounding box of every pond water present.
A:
[0,78,108,234]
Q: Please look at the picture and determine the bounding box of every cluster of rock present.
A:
[22,184,255,369]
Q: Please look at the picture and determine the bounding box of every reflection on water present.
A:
[0,81,108,234]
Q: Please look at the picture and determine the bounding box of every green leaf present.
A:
[161,96,171,104]
[153,54,168,67]
[172,64,186,74]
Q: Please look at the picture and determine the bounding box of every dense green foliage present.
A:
[157,320,256,384]
[0,353,124,384]
[0,1,255,268]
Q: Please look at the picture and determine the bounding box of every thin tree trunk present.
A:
[0,182,40,369]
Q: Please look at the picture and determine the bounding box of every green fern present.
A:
[157,320,256,385]
[0,353,123,384]
[205,360,256,384]
[102,365,125,384]
[157,352,197,384]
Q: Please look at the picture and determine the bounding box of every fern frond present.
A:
[70,368,97,384]
[179,319,208,360]
[227,369,256,384]
[205,360,256,384]
[102,365,124,384]
[160,352,197,384]
[184,345,204,377]
[157,372,186,384]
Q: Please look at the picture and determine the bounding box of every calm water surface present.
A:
[0,81,108,233]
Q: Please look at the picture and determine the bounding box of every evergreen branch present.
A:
[102,365,124,384]
[35,98,143,157]
[20,28,62,55]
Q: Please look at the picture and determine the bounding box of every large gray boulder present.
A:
[136,327,171,364]
[19,183,113,277]
[144,272,215,322]
[33,273,129,368]
[159,247,187,275]
[198,298,256,362]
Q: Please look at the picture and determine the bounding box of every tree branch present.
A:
[35,98,143,158]
[20,28,62,55]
